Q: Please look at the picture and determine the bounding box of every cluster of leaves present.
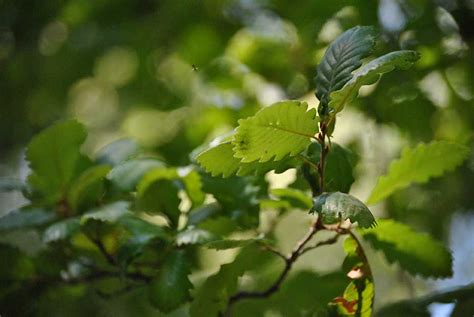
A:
[0,25,471,317]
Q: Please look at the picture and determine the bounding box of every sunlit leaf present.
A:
[311,192,376,228]
[367,141,469,205]
[332,278,374,317]
[359,219,453,278]
[176,227,219,246]
[233,100,318,162]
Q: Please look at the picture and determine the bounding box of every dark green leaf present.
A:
[315,26,376,115]
[205,237,270,250]
[311,192,376,228]
[148,250,193,313]
[67,165,111,211]
[307,142,358,193]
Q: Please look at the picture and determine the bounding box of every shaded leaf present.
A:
[43,218,81,243]
[80,201,131,224]
[0,207,55,231]
[148,250,193,313]
[96,138,140,166]
[270,188,312,210]
[233,100,318,162]
[26,120,88,202]
[205,237,270,250]
[307,142,358,193]
[315,26,376,115]
[67,165,111,211]
[359,219,453,278]
[367,141,469,205]
[107,158,165,191]
[329,50,420,114]
[189,245,261,317]
[311,192,376,228]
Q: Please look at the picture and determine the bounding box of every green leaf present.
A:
[367,141,469,205]
[176,227,219,246]
[189,245,261,317]
[136,179,181,227]
[148,250,193,313]
[96,138,140,166]
[205,238,270,250]
[232,100,318,162]
[332,278,374,317]
[43,218,81,243]
[80,201,131,224]
[0,207,55,231]
[197,141,296,178]
[270,188,312,210]
[0,177,27,193]
[178,167,205,207]
[117,215,171,267]
[26,120,88,201]
[329,50,420,114]
[359,219,453,278]
[200,174,260,229]
[107,158,165,191]
[311,192,376,228]
[306,142,357,193]
[315,26,376,115]
[67,165,111,212]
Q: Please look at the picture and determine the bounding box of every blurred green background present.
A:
[1,0,473,316]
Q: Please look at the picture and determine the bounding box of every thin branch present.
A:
[299,233,341,256]
[225,218,324,314]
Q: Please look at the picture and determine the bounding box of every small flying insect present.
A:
[192,64,199,72]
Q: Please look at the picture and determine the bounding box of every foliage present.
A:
[1,3,474,315]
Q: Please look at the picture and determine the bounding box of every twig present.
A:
[91,237,117,266]
[225,218,324,314]
[299,233,341,256]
